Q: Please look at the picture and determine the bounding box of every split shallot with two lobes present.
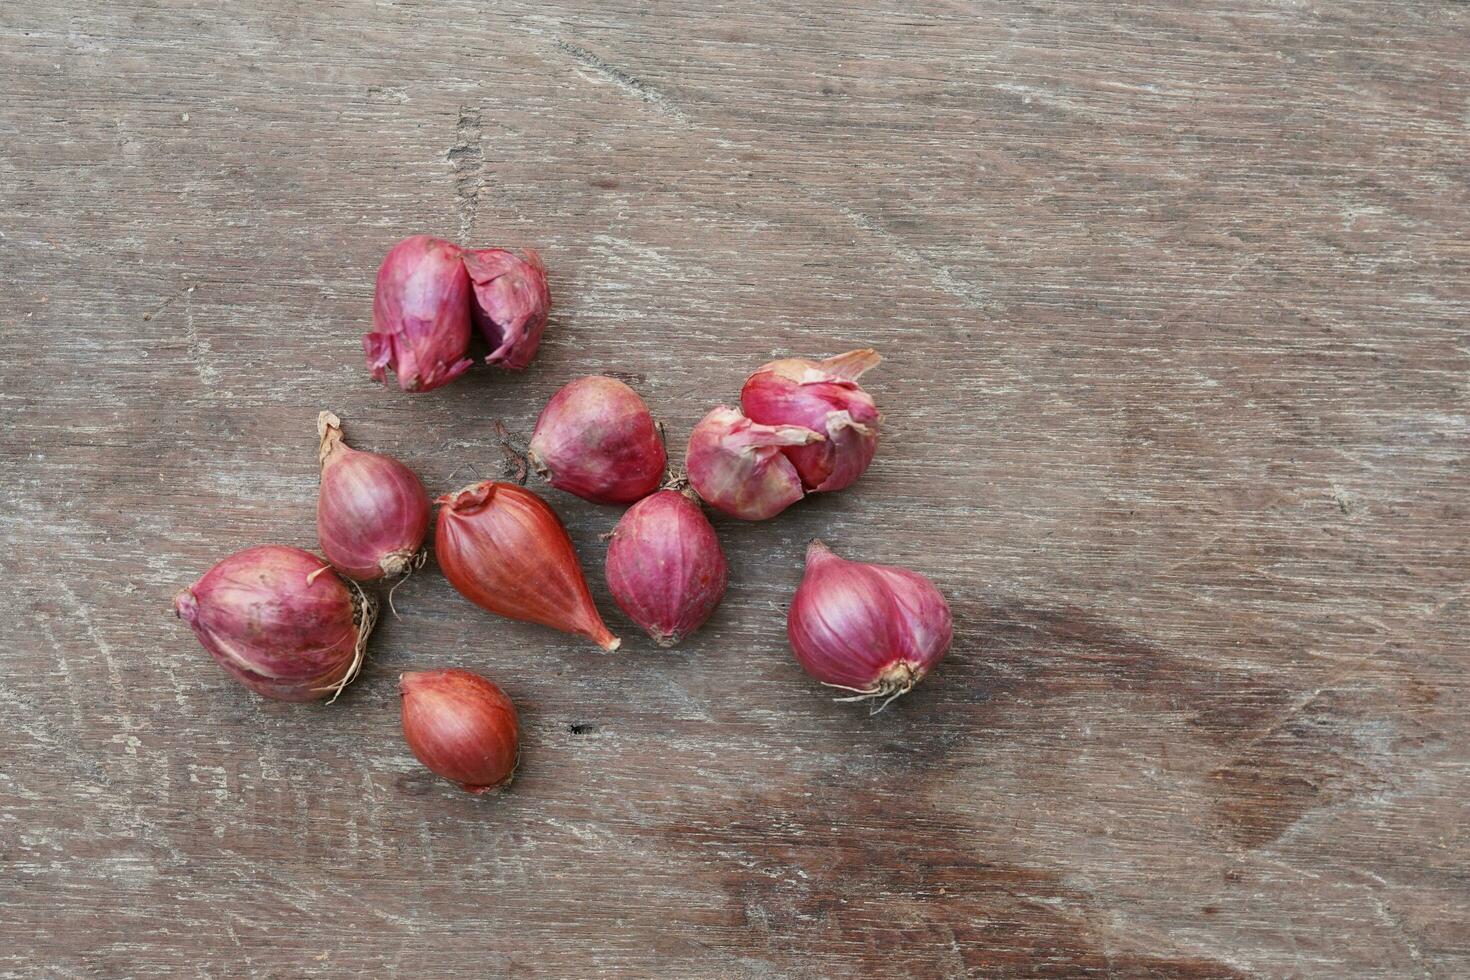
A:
[174,545,377,702]
[364,235,551,391]
[400,668,520,793]
[787,540,952,712]
[435,481,620,651]
[529,375,666,505]
[605,488,727,646]
[316,412,430,581]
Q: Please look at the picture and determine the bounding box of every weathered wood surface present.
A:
[3,1,1467,976]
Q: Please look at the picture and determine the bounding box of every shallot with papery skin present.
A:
[316,412,430,581]
[605,488,727,646]
[529,376,666,505]
[741,348,881,493]
[363,235,474,392]
[174,545,376,702]
[400,669,520,793]
[787,540,952,712]
[463,247,550,370]
[436,481,620,650]
[685,406,823,521]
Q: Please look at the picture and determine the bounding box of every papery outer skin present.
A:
[528,376,666,505]
[605,490,728,646]
[685,406,823,521]
[435,481,620,651]
[740,349,881,492]
[363,235,475,392]
[463,247,550,370]
[400,669,520,793]
[787,540,953,696]
[317,412,430,580]
[173,545,374,701]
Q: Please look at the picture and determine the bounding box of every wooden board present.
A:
[3,2,1467,976]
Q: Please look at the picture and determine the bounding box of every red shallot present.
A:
[173,545,376,702]
[436,481,620,650]
[528,376,666,505]
[363,235,474,392]
[463,247,550,371]
[740,348,881,493]
[400,668,520,793]
[605,488,727,646]
[787,540,952,711]
[685,406,823,521]
[316,411,430,581]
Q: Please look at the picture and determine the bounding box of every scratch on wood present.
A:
[448,106,483,241]
[551,39,691,123]
[142,283,194,322]
[181,288,218,386]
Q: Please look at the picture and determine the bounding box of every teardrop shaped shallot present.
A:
[787,540,952,711]
[316,412,430,580]
[740,348,882,492]
[605,489,727,646]
[435,481,620,651]
[463,247,550,371]
[685,406,823,521]
[529,376,666,505]
[400,668,520,794]
[174,545,377,702]
[363,235,474,392]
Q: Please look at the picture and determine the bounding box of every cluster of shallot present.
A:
[173,234,956,801]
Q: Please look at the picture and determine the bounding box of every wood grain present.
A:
[2,1,1467,976]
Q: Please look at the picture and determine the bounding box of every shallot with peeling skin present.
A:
[436,481,620,651]
[463,247,550,370]
[529,376,666,505]
[685,406,823,521]
[605,488,727,646]
[363,235,474,392]
[316,411,430,581]
[401,669,520,794]
[787,540,952,712]
[740,348,882,493]
[174,545,377,702]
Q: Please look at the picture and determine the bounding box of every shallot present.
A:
[363,235,474,392]
[174,545,376,702]
[787,540,952,711]
[436,481,620,650]
[605,489,727,646]
[463,247,550,371]
[529,376,666,505]
[316,411,429,581]
[400,668,520,793]
[685,406,822,521]
[740,348,881,492]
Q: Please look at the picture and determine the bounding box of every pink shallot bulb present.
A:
[363,235,474,392]
[787,540,952,711]
[740,348,882,492]
[605,489,728,646]
[463,247,550,371]
[174,545,377,702]
[529,376,666,505]
[685,406,823,521]
[400,669,520,794]
[316,412,430,580]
